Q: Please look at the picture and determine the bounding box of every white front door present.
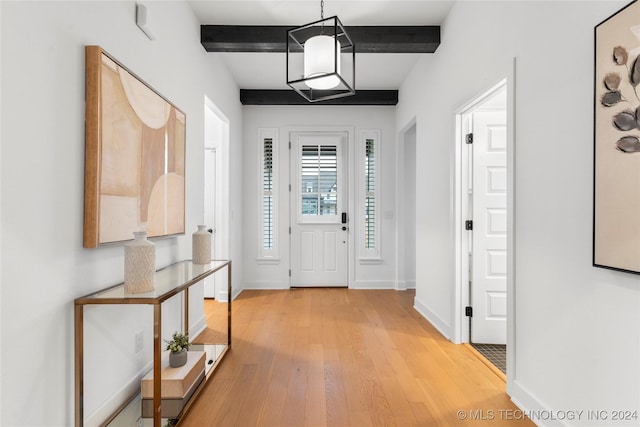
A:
[471,109,507,344]
[290,132,348,287]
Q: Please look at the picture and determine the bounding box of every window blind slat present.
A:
[263,138,274,249]
[365,138,376,250]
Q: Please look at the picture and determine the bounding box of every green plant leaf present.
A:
[165,331,191,352]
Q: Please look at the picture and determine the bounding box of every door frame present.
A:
[453,61,516,382]
[284,125,355,288]
[203,147,217,298]
[396,118,417,291]
[204,96,230,300]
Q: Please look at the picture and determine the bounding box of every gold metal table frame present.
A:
[74,260,232,427]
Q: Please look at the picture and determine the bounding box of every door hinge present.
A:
[289,141,292,149]
[465,306,473,317]
[289,269,291,277]
[465,220,473,231]
[466,133,473,144]
[289,184,291,192]
[289,226,291,234]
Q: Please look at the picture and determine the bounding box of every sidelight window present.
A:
[263,138,274,249]
[259,128,278,259]
[365,138,376,249]
[361,130,380,259]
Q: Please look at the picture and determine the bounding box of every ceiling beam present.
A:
[240,89,398,106]
[201,25,440,53]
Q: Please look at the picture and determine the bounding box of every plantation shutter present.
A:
[263,138,274,249]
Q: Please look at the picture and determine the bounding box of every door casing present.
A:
[204,147,217,298]
[450,66,517,388]
[456,80,509,344]
[204,97,230,300]
[453,71,515,386]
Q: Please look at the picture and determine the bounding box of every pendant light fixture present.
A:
[287,0,355,102]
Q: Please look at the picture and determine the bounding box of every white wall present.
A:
[242,106,397,290]
[397,1,640,425]
[0,1,242,425]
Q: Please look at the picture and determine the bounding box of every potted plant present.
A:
[164,331,190,367]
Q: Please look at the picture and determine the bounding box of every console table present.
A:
[74,260,232,427]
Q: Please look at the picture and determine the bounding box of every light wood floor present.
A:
[181,289,534,427]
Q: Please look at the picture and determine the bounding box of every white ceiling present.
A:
[187,1,456,90]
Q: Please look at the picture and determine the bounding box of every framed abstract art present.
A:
[83,46,185,248]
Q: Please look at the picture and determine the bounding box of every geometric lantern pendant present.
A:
[287,15,355,102]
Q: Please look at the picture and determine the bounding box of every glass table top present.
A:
[76,260,230,304]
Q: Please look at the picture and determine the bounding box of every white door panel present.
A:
[487,291,507,318]
[291,132,348,287]
[471,110,507,344]
[300,231,315,271]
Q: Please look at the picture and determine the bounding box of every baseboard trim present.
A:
[395,280,416,290]
[413,295,451,340]
[240,281,411,291]
[509,379,563,427]
[216,290,229,302]
[242,281,289,290]
[350,280,396,289]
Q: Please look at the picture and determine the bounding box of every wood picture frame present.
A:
[83,46,186,248]
[593,1,640,273]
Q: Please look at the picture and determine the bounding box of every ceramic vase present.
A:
[124,231,155,294]
[169,349,188,368]
[192,225,211,265]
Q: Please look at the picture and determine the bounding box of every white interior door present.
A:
[471,109,507,344]
[290,132,348,287]
[204,148,216,298]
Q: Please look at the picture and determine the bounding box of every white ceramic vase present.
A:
[192,225,211,265]
[124,231,155,294]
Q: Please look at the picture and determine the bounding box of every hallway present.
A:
[181,289,533,426]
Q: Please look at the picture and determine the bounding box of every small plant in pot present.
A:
[165,331,190,368]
